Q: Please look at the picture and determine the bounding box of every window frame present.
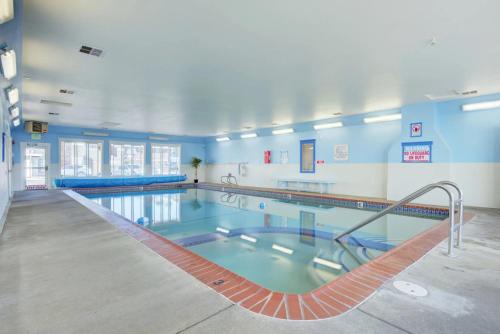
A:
[59,138,103,177]
[150,143,182,176]
[109,141,146,176]
[300,139,316,174]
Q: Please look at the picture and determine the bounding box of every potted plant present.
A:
[191,157,202,183]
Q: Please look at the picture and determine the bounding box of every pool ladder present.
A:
[221,173,238,185]
[334,181,464,256]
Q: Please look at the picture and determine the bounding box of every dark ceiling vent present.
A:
[40,99,73,107]
[79,45,103,57]
[59,89,75,95]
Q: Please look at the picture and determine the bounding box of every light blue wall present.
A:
[206,94,500,165]
[11,125,206,167]
[1,0,23,229]
[437,93,500,163]
[206,112,402,165]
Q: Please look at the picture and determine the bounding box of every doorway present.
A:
[22,142,50,190]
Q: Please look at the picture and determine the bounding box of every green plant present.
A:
[191,157,202,180]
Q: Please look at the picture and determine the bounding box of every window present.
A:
[300,139,315,173]
[60,140,102,177]
[151,144,181,175]
[110,142,145,176]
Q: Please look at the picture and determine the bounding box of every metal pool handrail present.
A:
[334,181,464,256]
[221,174,238,185]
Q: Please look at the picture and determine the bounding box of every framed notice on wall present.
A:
[402,141,432,163]
[334,144,349,161]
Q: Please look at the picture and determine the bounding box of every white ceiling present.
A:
[22,0,500,136]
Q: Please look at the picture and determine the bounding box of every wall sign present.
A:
[334,144,349,161]
[402,141,432,163]
[410,122,422,137]
[280,151,288,164]
[31,133,42,140]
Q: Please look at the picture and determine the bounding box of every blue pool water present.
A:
[86,188,440,293]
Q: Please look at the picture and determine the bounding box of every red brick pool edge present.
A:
[64,189,473,321]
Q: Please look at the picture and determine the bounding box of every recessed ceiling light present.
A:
[5,86,19,104]
[9,105,19,118]
[272,128,294,135]
[40,99,72,107]
[0,0,14,24]
[82,131,109,137]
[462,100,500,112]
[313,122,343,130]
[216,136,230,142]
[363,113,402,124]
[98,121,120,128]
[0,48,17,79]
[12,117,20,127]
[240,133,257,139]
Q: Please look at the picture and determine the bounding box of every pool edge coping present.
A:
[63,188,474,321]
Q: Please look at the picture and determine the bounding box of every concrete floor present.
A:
[1,191,499,334]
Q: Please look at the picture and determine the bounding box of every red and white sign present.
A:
[402,142,432,163]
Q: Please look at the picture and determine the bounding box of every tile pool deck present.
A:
[1,190,499,333]
[64,188,473,321]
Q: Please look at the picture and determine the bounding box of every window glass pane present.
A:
[110,143,145,176]
[151,144,181,175]
[60,140,102,177]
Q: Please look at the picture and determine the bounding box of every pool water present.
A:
[86,188,441,293]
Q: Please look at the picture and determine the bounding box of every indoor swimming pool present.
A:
[85,188,441,293]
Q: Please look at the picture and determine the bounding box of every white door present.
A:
[22,142,50,190]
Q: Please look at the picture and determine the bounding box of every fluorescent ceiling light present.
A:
[149,136,169,141]
[313,257,342,270]
[272,244,294,255]
[462,100,500,112]
[0,49,16,80]
[0,0,14,24]
[216,227,230,234]
[82,131,109,137]
[240,234,257,243]
[216,137,230,142]
[8,105,19,118]
[12,117,20,127]
[5,86,19,104]
[272,128,294,135]
[313,122,343,130]
[240,133,257,139]
[363,113,402,124]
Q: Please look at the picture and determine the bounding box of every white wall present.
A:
[207,162,500,208]
[206,163,388,198]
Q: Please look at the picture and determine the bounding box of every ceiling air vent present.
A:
[59,89,75,95]
[453,89,478,96]
[98,121,121,128]
[79,45,103,57]
[426,89,478,101]
[40,99,73,107]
